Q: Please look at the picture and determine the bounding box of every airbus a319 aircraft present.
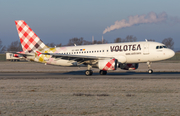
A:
[14,20,175,76]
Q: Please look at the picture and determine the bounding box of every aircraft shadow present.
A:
[61,71,180,76]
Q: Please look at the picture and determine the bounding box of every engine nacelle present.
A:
[119,63,139,70]
[98,58,118,71]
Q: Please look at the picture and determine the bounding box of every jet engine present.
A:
[98,58,118,70]
[118,63,139,70]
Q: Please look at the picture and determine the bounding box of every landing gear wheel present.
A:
[85,70,93,76]
[148,69,153,74]
[99,70,107,75]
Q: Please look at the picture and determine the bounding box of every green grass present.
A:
[169,52,180,60]
[0,54,6,61]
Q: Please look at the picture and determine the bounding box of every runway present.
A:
[1,62,180,116]
[0,72,180,79]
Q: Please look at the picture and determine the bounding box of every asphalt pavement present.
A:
[0,72,180,79]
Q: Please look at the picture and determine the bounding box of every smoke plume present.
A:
[103,12,167,34]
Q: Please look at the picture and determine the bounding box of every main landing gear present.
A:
[85,70,107,76]
[85,70,93,76]
[99,70,107,75]
[147,61,153,74]
[85,65,108,76]
[85,65,93,76]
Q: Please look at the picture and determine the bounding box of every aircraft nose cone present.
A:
[169,49,175,58]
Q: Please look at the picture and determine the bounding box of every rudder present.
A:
[15,20,48,53]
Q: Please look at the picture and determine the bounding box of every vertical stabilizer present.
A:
[15,20,48,53]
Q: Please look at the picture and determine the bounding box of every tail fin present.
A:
[15,20,48,53]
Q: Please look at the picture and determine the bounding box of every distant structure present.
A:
[92,36,94,44]
[102,36,104,44]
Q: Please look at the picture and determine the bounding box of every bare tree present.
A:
[114,37,123,43]
[46,43,62,47]
[1,46,6,52]
[67,37,84,46]
[103,39,108,44]
[0,39,6,52]
[123,35,137,42]
[46,43,56,47]
[93,40,103,44]
[7,41,22,51]
[84,39,108,45]
[147,39,155,41]
[162,37,174,50]
[83,40,92,45]
[0,39,2,49]
[114,35,136,43]
[56,43,62,47]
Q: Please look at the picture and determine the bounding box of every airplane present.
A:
[14,20,175,76]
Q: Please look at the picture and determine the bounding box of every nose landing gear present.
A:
[148,69,153,74]
[147,62,153,74]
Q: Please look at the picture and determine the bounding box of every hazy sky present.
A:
[0,0,180,50]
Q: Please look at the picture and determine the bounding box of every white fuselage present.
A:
[35,41,174,66]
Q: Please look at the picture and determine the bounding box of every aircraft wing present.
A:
[42,53,113,63]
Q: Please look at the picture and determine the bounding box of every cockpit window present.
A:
[156,45,167,49]
[156,46,159,49]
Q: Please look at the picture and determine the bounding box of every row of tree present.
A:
[66,35,174,50]
[0,35,174,52]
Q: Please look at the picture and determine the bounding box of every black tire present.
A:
[90,70,93,75]
[99,70,107,75]
[85,70,93,76]
[103,71,107,75]
[148,69,153,74]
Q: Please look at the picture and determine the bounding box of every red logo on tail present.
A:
[36,51,42,56]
